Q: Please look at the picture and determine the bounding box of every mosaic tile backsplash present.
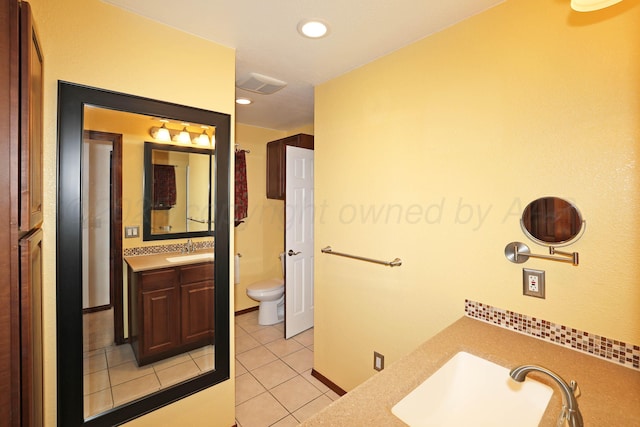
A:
[123,240,214,257]
[465,299,640,371]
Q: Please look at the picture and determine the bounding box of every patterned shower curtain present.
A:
[235,150,248,226]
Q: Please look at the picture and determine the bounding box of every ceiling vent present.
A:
[236,72,287,95]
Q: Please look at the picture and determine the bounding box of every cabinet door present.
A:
[19,228,43,427]
[266,140,285,200]
[141,286,180,357]
[138,268,179,360]
[19,1,43,232]
[266,134,314,200]
[180,281,214,345]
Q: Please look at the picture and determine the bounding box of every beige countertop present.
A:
[302,316,640,426]
[124,249,214,272]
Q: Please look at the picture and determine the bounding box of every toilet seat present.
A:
[246,278,284,293]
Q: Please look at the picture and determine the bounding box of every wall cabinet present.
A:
[129,262,214,365]
[0,0,44,424]
[266,133,314,200]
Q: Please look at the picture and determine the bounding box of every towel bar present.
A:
[187,217,206,224]
[321,246,402,267]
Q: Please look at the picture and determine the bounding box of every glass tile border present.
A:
[123,240,214,257]
[465,299,639,371]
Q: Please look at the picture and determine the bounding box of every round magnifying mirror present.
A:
[521,197,585,246]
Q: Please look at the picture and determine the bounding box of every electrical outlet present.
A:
[523,268,545,298]
[373,351,384,371]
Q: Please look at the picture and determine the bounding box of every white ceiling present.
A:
[102,0,504,131]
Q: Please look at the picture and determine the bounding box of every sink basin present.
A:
[391,351,553,427]
[166,253,214,263]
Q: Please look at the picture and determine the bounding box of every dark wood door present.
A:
[1,1,44,424]
[266,139,285,199]
[180,263,214,345]
[19,228,43,426]
[19,1,43,234]
[141,286,180,357]
[180,281,214,344]
[138,267,180,360]
[0,0,19,421]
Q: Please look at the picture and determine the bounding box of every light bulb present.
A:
[155,123,171,142]
[177,126,191,144]
[197,130,210,146]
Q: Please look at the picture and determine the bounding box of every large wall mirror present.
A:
[143,142,214,240]
[57,81,230,426]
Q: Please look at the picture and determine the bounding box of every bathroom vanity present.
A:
[125,253,214,366]
[301,317,640,426]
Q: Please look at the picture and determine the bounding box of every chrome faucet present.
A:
[184,238,194,254]
[510,365,583,427]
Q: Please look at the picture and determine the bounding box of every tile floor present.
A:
[82,310,214,419]
[235,311,340,427]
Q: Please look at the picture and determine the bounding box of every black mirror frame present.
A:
[143,141,214,241]
[56,81,230,426]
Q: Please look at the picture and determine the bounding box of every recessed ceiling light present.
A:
[298,19,330,39]
[236,97,252,105]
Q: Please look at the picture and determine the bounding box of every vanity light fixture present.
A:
[149,121,214,148]
[297,19,330,39]
[571,0,623,11]
[236,97,252,105]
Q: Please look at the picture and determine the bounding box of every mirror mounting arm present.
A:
[505,242,579,266]
[549,247,579,266]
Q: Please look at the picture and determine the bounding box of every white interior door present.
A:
[82,139,112,309]
[285,146,314,339]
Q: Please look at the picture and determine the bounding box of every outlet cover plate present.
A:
[373,351,384,371]
[523,268,545,298]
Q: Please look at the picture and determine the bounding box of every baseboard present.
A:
[311,369,347,396]
[234,306,259,316]
[82,304,112,314]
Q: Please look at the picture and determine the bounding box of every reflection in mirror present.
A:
[57,82,230,427]
[521,197,584,246]
[143,142,215,240]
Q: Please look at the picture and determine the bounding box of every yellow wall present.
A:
[234,125,287,311]
[29,0,236,425]
[315,0,640,390]
[233,124,315,312]
[84,107,215,247]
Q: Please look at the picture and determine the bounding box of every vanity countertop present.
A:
[124,249,214,272]
[302,316,640,426]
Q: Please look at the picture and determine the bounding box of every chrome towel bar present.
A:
[321,246,402,267]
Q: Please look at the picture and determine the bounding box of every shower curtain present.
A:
[235,149,248,226]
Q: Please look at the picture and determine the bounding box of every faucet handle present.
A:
[570,380,581,398]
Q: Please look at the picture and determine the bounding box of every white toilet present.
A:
[246,253,285,325]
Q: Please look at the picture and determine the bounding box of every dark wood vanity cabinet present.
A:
[129,262,214,365]
[266,133,314,200]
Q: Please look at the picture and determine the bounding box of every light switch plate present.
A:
[124,226,140,238]
[523,268,545,298]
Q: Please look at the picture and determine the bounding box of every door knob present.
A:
[288,250,301,256]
